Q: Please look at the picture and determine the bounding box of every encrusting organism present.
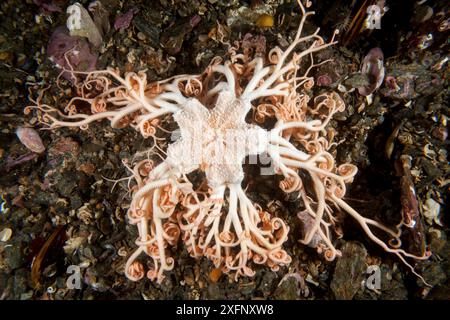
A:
[27,0,430,284]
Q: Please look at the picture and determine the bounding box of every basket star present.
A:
[27,0,430,285]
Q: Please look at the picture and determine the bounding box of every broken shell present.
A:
[0,228,12,242]
[422,198,442,226]
[423,143,436,159]
[88,1,110,36]
[428,227,441,239]
[431,56,448,70]
[438,18,449,32]
[117,246,128,257]
[63,236,85,254]
[385,122,403,159]
[358,47,385,96]
[16,127,45,153]
[417,33,433,50]
[410,169,421,179]
[438,149,447,162]
[432,126,448,141]
[337,84,348,92]
[47,286,57,294]
[79,260,91,268]
[398,132,413,145]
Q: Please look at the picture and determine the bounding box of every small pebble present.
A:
[198,34,209,43]
[256,14,274,27]
[0,50,12,62]
[0,228,12,242]
[137,32,146,41]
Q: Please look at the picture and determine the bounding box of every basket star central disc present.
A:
[167,90,268,188]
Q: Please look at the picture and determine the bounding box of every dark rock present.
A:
[55,172,77,196]
[205,283,221,299]
[421,262,447,287]
[4,240,26,270]
[426,284,450,300]
[133,15,161,49]
[83,143,105,153]
[330,241,367,300]
[70,194,83,210]
[429,231,447,256]
[273,277,302,300]
[379,264,408,300]
[98,217,112,235]
[256,270,276,296]
[12,268,28,299]
[344,73,370,89]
